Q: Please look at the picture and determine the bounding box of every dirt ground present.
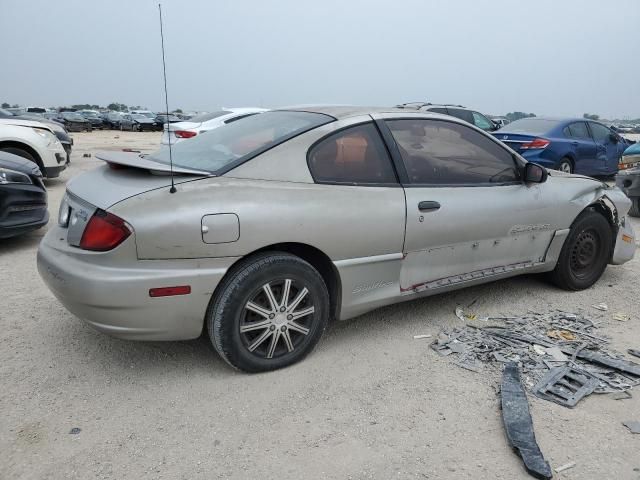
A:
[1,130,639,480]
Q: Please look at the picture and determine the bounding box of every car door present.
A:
[589,122,620,174]
[376,115,558,291]
[563,122,597,174]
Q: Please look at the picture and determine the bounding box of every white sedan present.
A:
[160,108,267,145]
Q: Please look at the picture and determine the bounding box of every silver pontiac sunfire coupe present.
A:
[38,106,636,372]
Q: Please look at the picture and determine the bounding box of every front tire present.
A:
[629,197,640,218]
[207,253,329,372]
[549,209,612,290]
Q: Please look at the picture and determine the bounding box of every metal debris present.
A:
[554,462,576,473]
[622,420,640,434]
[430,310,639,406]
[501,363,553,480]
[533,366,599,408]
[591,303,608,311]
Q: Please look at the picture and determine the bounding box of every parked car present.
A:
[57,112,92,132]
[494,117,629,176]
[78,111,105,130]
[101,112,124,129]
[616,143,640,217]
[491,117,510,128]
[0,123,67,178]
[0,109,73,163]
[37,106,636,372]
[120,114,157,131]
[155,113,182,124]
[396,102,499,131]
[161,108,267,145]
[0,150,48,238]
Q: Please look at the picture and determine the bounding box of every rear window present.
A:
[188,111,231,122]
[149,111,333,174]
[498,118,559,135]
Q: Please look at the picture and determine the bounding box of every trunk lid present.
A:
[492,132,538,153]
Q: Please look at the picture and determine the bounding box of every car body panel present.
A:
[37,107,636,340]
[0,123,67,177]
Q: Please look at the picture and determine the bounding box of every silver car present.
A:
[38,106,636,372]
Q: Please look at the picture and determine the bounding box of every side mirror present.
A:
[523,162,548,183]
[609,133,619,143]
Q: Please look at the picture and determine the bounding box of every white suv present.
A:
[0,123,67,178]
[161,108,267,145]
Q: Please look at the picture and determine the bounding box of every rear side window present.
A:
[446,108,474,124]
[472,111,493,131]
[386,119,519,185]
[427,107,449,114]
[563,122,591,139]
[307,123,397,185]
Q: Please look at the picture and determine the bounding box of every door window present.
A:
[307,123,397,185]
[446,108,474,124]
[563,122,591,139]
[471,111,493,130]
[589,122,612,143]
[386,119,519,185]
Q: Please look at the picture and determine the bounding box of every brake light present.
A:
[80,210,131,251]
[520,138,550,150]
[174,130,197,138]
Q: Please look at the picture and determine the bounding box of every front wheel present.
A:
[207,253,329,372]
[549,209,612,290]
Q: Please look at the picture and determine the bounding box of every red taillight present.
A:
[149,286,191,297]
[174,130,197,139]
[80,210,131,251]
[520,138,550,150]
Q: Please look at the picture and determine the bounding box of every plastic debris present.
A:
[547,329,576,341]
[554,462,576,473]
[622,420,640,434]
[413,334,432,340]
[533,366,599,408]
[69,427,81,434]
[628,349,640,359]
[428,310,639,407]
[612,313,631,322]
[82,153,91,158]
[501,363,553,479]
[591,303,608,311]
[455,307,466,322]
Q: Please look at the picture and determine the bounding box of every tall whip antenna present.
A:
[158,3,176,193]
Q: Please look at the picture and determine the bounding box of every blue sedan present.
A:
[493,117,629,176]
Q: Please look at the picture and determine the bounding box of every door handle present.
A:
[418,201,441,212]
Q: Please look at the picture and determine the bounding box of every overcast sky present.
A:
[2,0,639,118]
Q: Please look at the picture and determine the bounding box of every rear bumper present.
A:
[616,168,640,198]
[0,183,49,238]
[37,227,237,340]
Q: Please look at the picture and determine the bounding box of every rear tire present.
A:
[549,209,612,290]
[557,158,573,174]
[630,197,640,217]
[207,253,329,372]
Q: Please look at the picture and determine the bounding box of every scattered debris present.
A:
[430,310,640,406]
[82,153,91,158]
[622,420,640,434]
[413,334,432,340]
[455,307,466,322]
[628,349,640,359]
[612,391,632,400]
[533,366,599,408]
[612,313,631,322]
[501,363,553,480]
[591,303,608,311]
[554,462,576,473]
[69,427,81,434]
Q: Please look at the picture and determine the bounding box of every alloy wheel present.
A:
[239,279,315,359]
[559,161,572,173]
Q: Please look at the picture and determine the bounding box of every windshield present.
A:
[149,111,333,173]
[131,114,147,120]
[63,113,85,120]
[498,118,560,135]
[188,111,229,122]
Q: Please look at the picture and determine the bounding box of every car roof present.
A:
[274,105,421,120]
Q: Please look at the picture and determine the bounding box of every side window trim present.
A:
[379,117,522,187]
[306,121,401,187]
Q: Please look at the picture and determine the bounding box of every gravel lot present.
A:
[1,130,639,479]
